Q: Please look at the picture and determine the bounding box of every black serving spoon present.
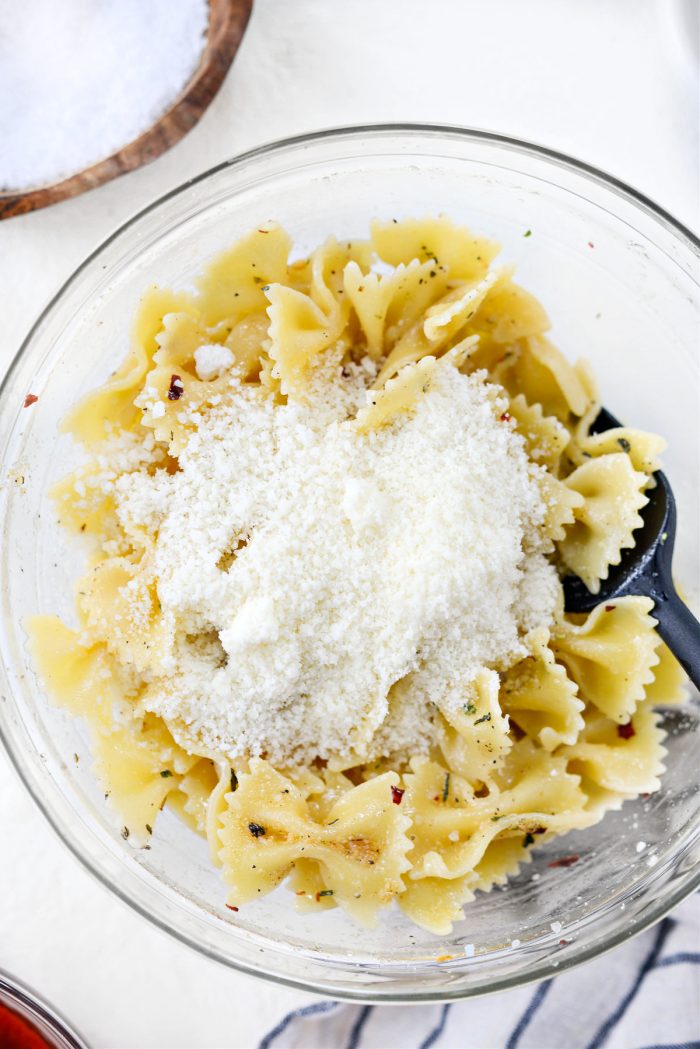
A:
[563,408,700,691]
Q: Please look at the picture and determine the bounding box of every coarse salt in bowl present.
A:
[0,125,698,1000]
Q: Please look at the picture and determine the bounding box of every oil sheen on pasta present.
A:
[29,218,686,935]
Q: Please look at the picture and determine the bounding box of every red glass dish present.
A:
[0,972,87,1049]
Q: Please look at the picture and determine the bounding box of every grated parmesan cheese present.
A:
[194,343,235,382]
[113,363,554,766]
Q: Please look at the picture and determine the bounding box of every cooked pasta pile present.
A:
[30,218,686,934]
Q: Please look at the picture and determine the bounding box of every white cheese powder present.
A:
[194,344,235,382]
[114,365,553,766]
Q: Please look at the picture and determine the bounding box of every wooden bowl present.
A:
[0,0,253,221]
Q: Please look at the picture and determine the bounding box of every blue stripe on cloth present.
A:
[258,1001,338,1049]
[654,952,700,968]
[418,1003,451,1049]
[585,917,676,1049]
[345,1005,373,1049]
[505,980,554,1049]
[637,1043,700,1049]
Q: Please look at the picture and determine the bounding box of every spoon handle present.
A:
[652,588,700,693]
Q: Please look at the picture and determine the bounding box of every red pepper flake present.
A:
[500,411,511,422]
[391,785,405,805]
[226,904,239,911]
[587,241,595,248]
[167,374,184,400]
[641,792,650,800]
[604,604,616,612]
[23,393,38,407]
[559,938,573,946]
[617,721,635,739]
[548,854,580,868]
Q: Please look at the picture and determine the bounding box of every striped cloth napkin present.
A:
[257,895,699,1049]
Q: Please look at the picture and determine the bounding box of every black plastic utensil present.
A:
[562,407,700,691]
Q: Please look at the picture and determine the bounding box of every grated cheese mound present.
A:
[114,363,553,766]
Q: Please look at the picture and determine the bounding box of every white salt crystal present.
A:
[0,0,208,191]
[550,921,562,934]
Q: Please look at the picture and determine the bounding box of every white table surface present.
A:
[1,2,697,1047]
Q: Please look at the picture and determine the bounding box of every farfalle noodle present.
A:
[28,218,685,934]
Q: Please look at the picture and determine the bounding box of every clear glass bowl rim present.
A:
[1,123,699,1003]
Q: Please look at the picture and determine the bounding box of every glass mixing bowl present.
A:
[0,125,698,1001]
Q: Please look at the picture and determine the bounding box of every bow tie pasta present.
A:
[29,217,686,934]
